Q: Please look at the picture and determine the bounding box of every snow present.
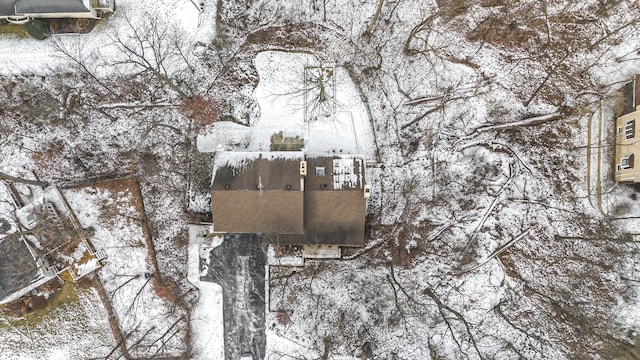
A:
[266,330,317,360]
[2,0,640,358]
[75,257,99,277]
[0,0,216,76]
[266,245,304,267]
[0,0,218,358]
[64,182,187,358]
[212,150,305,185]
[198,51,377,159]
[0,287,115,360]
[187,225,224,360]
[331,156,363,189]
[213,151,304,170]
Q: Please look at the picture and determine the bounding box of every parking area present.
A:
[202,233,266,360]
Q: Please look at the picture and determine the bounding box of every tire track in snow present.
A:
[586,102,606,215]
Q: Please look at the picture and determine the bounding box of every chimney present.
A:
[300,161,307,176]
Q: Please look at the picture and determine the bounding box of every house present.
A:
[0,180,106,305]
[0,0,114,24]
[615,75,640,182]
[210,151,369,258]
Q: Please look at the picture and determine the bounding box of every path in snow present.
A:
[586,102,606,215]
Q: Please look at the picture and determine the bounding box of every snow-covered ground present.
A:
[187,225,224,360]
[0,286,114,360]
[198,51,377,160]
[0,0,216,76]
[0,1,219,357]
[0,181,115,359]
[64,181,187,358]
[2,0,640,358]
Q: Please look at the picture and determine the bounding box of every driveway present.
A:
[203,233,266,360]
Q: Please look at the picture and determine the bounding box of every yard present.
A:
[63,178,189,359]
[197,50,377,161]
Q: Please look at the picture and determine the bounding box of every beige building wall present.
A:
[615,109,640,182]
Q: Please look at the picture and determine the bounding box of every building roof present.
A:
[304,154,365,191]
[212,191,305,234]
[623,75,640,116]
[212,152,305,234]
[304,190,365,246]
[212,152,304,191]
[302,155,365,246]
[15,0,90,14]
[0,0,14,16]
[211,152,367,246]
[0,235,38,301]
[0,182,37,301]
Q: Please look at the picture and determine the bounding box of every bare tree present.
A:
[107,12,199,100]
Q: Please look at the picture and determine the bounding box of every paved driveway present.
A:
[203,233,266,360]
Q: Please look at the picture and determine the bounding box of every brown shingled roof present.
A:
[211,152,367,247]
[211,191,304,234]
[304,190,365,246]
[212,153,303,191]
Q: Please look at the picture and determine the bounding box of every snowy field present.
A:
[198,51,377,160]
[0,286,114,360]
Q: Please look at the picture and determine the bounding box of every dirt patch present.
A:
[467,12,537,49]
[275,308,289,326]
[435,0,471,22]
[46,18,97,35]
[0,21,28,37]
[244,23,325,51]
[2,279,69,319]
[466,3,597,50]
[153,277,178,302]
[497,253,518,279]
[32,140,65,173]
[72,178,141,231]
[72,176,139,201]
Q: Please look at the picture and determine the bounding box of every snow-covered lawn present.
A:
[198,51,377,160]
[64,179,187,358]
[0,285,114,360]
